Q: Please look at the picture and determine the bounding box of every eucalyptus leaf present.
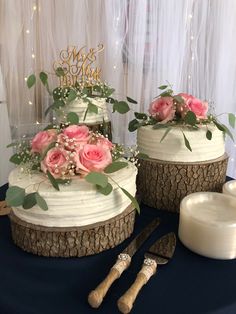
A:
[23,193,37,209]
[67,89,77,102]
[222,124,234,142]
[228,113,236,129]
[97,183,113,195]
[6,186,25,207]
[85,172,108,188]
[159,89,173,97]
[7,142,18,148]
[88,102,98,114]
[113,101,130,114]
[35,192,48,210]
[213,120,225,132]
[104,161,128,173]
[27,74,36,88]
[136,153,149,160]
[158,85,168,90]
[160,127,172,142]
[55,178,71,185]
[184,111,197,126]
[9,153,22,165]
[47,170,60,191]
[182,132,192,152]
[67,112,79,124]
[206,129,212,140]
[106,97,115,104]
[128,119,140,132]
[127,96,138,104]
[134,112,147,120]
[121,188,140,214]
[39,72,48,86]
[55,67,65,77]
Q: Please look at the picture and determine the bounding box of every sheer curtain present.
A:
[0,0,235,178]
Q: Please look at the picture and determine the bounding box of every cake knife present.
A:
[88,217,161,308]
[117,232,176,314]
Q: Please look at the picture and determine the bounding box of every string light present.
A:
[26,29,30,34]
[189,14,193,19]
[33,5,37,11]
[191,55,195,60]
[113,65,117,70]
[28,101,33,105]
[36,121,40,125]
[24,77,27,81]
[31,53,35,59]
[190,35,194,40]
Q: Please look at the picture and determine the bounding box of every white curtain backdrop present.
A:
[0,0,235,178]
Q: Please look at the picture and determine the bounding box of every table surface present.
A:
[1,183,236,314]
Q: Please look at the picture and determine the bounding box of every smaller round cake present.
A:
[66,97,110,125]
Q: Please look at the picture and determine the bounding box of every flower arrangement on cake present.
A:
[129,84,235,212]
[129,84,235,152]
[6,122,139,257]
[26,45,137,137]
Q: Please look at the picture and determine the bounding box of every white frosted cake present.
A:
[9,162,137,228]
[65,97,110,125]
[137,125,225,162]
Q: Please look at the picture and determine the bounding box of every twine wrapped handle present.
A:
[117,258,157,314]
[88,253,131,308]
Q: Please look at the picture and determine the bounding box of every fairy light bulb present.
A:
[28,101,33,105]
[31,54,35,59]
[26,29,30,34]
[33,5,37,11]
[189,14,193,19]
[24,77,27,81]
[113,65,117,70]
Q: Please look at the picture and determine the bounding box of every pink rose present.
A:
[148,97,175,123]
[96,136,114,151]
[41,147,70,178]
[186,97,208,119]
[75,144,112,173]
[31,130,57,154]
[58,125,91,150]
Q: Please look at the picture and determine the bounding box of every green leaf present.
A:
[23,193,37,209]
[113,101,130,114]
[67,89,77,102]
[184,111,197,126]
[128,119,140,132]
[159,89,173,97]
[40,142,56,161]
[53,87,63,100]
[55,178,71,185]
[103,87,115,97]
[55,67,65,77]
[121,188,140,214]
[106,97,115,104]
[35,192,48,210]
[6,186,25,207]
[88,102,98,114]
[127,96,138,104]
[158,85,168,90]
[39,72,48,86]
[97,183,113,195]
[160,127,172,142]
[206,129,212,140]
[222,124,234,142]
[27,74,36,88]
[228,113,236,128]
[47,170,60,191]
[85,172,108,188]
[213,120,225,132]
[10,153,22,165]
[66,112,79,124]
[134,112,147,120]
[182,132,192,152]
[7,142,18,148]
[136,153,149,159]
[173,95,184,103]
[104,161,128,173]
[45,100,65,116]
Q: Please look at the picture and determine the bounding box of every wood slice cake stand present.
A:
[137,153,228,213]
[9,204,135,257]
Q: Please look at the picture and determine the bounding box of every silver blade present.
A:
[122,218,161,257]
[144,232,176,265]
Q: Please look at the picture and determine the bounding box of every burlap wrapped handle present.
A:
[88,254,131,308]
[117,259,157,314]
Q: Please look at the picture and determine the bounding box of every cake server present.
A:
[117,232,176,314]
[88,217,161,308]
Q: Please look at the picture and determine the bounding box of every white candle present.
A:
[178,192,236,259]
[223,180,236,198]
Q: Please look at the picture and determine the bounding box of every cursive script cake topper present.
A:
[53,44,104,87]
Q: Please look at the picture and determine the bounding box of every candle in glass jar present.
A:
[178,192,236,260]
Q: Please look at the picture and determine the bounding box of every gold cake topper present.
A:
[53,44,104,87]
